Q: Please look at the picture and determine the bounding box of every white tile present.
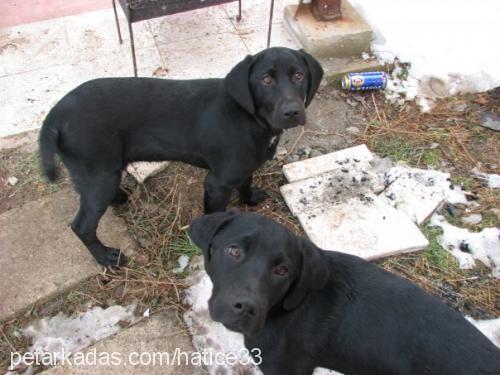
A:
[157,32,249,79]
[149,5,234,46]
[283,144,374,182]
[281,172,429,259]
[0,17,71,76]
[380,172,444,225]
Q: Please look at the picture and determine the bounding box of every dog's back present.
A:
[39,77,226,180]
[315,252,500,374]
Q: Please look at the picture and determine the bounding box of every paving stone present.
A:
[126,162,170,183]
[380,174,444,225]
[283,144,373,182]
[0,189,135,320]
[44,311,201,374]
[280,168,429,259]
[283,1,373,58]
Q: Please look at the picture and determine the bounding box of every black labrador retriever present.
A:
[39,47,323,267]
[189,211,500,375]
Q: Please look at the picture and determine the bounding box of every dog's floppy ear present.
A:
[283,237,329,311]
[224,55,255,114]
[297,49,324,108]
[188,210,237,274]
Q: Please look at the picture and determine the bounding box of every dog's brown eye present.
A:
[262,75,273,85]
[227,245,241,258]
[294,72,304,81]
[273,265,288,276]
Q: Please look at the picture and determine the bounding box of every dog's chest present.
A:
[265,135,281,161]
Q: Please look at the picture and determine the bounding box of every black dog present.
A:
[39,47,323,267]
[189,211,500,375]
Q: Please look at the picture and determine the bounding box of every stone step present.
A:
[0,188,135,321]
[44,311,201,374]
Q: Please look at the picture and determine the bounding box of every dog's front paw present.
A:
[99,247,128,268]
[242,188,269,206]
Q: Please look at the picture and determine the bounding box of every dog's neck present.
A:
[253,113,283,137]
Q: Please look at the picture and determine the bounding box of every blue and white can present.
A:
[342,71,387,91]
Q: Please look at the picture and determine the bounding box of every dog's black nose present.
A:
[282,102,302,119]
[232,299,257,316]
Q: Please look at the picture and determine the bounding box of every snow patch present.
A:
[17,303,137,365]
[472,167,500,189]
[173,255,190,274]
[348,0,500,109]
[430,214,500,277]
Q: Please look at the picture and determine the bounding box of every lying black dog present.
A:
[189,211,500,375]
[39,47,323,267]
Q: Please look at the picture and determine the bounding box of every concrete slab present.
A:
[126,162,170,184]
[0,42,163,137]
[44,311,201,374]
[283,1,373,58]
[283,144,374,182]
[157,32,249,79]
[380,172,444,225]
[281,177,428,258]
[0,189,136,320]
[0,17,71,76]
[239,22,299,54]
[149,5,233,46]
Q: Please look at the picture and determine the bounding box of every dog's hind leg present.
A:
[71,168,128,267]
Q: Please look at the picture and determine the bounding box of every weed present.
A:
[372,136,420,164]
[420,224,457,271]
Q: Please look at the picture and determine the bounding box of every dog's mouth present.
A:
[222,315,264,337]
[209,298,266,337]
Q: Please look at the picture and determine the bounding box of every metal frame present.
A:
[112,0,275,77]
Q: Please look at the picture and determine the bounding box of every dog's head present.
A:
[189,210,330,337]
[224,47,323,132]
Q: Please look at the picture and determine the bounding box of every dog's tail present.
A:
[39,118,60,182]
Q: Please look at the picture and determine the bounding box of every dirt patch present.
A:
[0,148,69,214]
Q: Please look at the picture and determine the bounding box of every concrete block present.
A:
[44,311,200,374]
[283,144,374,182]
[283,2,373,58]
[126,161,170,183]
[0,189,136,320]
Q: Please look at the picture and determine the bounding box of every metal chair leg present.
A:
[112,0,123,44]
[128,20,138,77]
[267,0,275,47]
[236,0,242,21]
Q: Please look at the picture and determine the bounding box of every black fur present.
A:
[189,211,500,375]
[39,47,323,267]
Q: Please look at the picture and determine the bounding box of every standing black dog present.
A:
[189,211,500,375]
[39,47,323,267]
